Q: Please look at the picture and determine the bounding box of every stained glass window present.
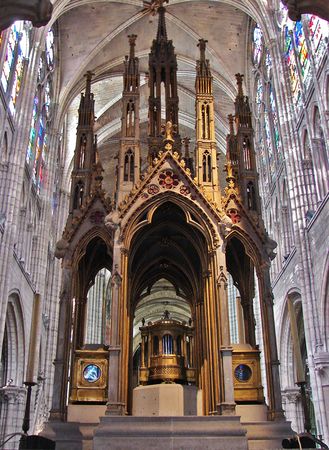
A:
[294,21,311,89]
[269,83,282,162]
[264,108,275,180]
[308,15,329,66]
[253,24,263,66]
[256,77,263,116]
[26,95,39,165]
[254,76,269,195]
[265,50,272,80]
[284,25,302,110]
[1,21,30,116]
[25,28,55,194]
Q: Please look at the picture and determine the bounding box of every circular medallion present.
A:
[83,364,101,383]
[158,170,179,189]
[180,185,190,195]
[147,184,160,195]
[234,364,252,382]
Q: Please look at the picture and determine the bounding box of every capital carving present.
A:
[0,386,26,403]
[281,388,300,403]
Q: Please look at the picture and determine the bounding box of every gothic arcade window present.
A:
[126,100,135,136]
[251,27,283,197]
[84,268,112,345]
[0,21,31,116]
[73,181,84,209]
[124,149,134,182]
[25,28,56,194]
[201,102,210,139]
[281,6,329,114]
[202,151,211,182]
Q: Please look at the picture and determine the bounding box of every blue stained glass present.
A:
[26,27,55,194]
[284,26,302,110]
[1,22,30,115]
[294,21,311,89]
[26,96,39,164]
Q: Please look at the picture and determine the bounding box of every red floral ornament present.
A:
[227,208,241,224]
[158,170,179,189]
[180,185,190,196]
[147,184,160,195]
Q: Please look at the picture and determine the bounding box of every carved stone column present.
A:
[0,386,26,449]
[217,263,236,416]
[311,138,329,202]
[49,264,72,421]
[258,264,285,421]
[314,352,329,443]
[281,388,303,433]
[106,224,125,415]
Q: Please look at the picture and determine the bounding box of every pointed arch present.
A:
[3,292,25,386]
[121,191,220,252]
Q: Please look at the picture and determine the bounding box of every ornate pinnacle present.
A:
[198,39,208,63]
[182,137,190,158]
[128,34,137,59]
[235,73,244,98]
[156,0,168,41]
[84,71,94,97]
[228,114,234,135]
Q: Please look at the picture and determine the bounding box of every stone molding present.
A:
[281,0,329,21]
[0,0,53,32]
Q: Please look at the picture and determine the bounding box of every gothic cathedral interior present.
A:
[0,1,328,450]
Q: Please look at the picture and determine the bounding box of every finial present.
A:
[156,0,169,41]
[182,137,190,158]
[228,114,234,135]
[198,39,208,62]
[84,71,94,96]
[235,73,244,97]
[128,34,137,59]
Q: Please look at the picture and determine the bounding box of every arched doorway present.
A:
[126,201,208,412]
[112,197,230,416]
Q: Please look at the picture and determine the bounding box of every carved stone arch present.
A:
[3,292,26,386]
[126,197,214,309]
[225,228,262,269]
[302,128,311,160]
[70,228,113,348]
[279,298,295,388]
[122,191,220,252]
[313,105,322,138]
[72,226,113,270]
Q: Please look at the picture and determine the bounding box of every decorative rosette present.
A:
[158,170,179,189]
[179,185,190,196]
[147,184,160,195]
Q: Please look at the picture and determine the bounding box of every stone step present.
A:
[93,415,249,450]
